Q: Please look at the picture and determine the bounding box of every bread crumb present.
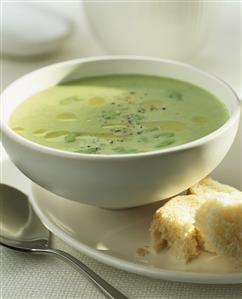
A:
[136,247,149,257]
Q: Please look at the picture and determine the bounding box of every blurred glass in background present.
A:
[84,1,222,60]
[1,1,241,95]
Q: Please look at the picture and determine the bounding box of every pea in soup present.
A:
[9,75,229,154]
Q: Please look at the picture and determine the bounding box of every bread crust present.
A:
[150,195,204,262]
[188,177,238,195]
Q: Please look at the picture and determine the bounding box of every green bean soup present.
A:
[9,75,229,154]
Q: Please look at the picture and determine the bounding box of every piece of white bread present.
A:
[150,177,242,263]
[195,192,242,260]
[189,177,242,260]
[150,195,204,262]
[188,177,238,195]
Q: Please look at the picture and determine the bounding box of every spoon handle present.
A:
[35,248,128,299]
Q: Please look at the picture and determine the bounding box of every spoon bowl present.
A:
[0,184,48,248]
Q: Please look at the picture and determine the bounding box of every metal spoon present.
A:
[0,184,128,299]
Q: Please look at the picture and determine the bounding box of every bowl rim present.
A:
[1,55,241,161]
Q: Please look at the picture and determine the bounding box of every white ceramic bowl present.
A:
[83,2,222,59]
[1,57,240,209]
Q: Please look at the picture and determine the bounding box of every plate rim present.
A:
[29,185,242,285]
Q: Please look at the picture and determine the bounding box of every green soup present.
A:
[9,75,229,154]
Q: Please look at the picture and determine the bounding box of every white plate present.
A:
[30,183,242,284]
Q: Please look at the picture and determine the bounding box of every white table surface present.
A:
[1,1,242,298]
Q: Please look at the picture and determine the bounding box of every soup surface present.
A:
[10,75,229,154]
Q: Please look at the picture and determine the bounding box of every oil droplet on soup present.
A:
[12,126,24,132]
[56,112,77,121]
[143,121,186,132]
[88,96,106,107]
[192,116,208,124]
[33,129,47,135]
[9,75,229,154]
[44,131,69,142]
